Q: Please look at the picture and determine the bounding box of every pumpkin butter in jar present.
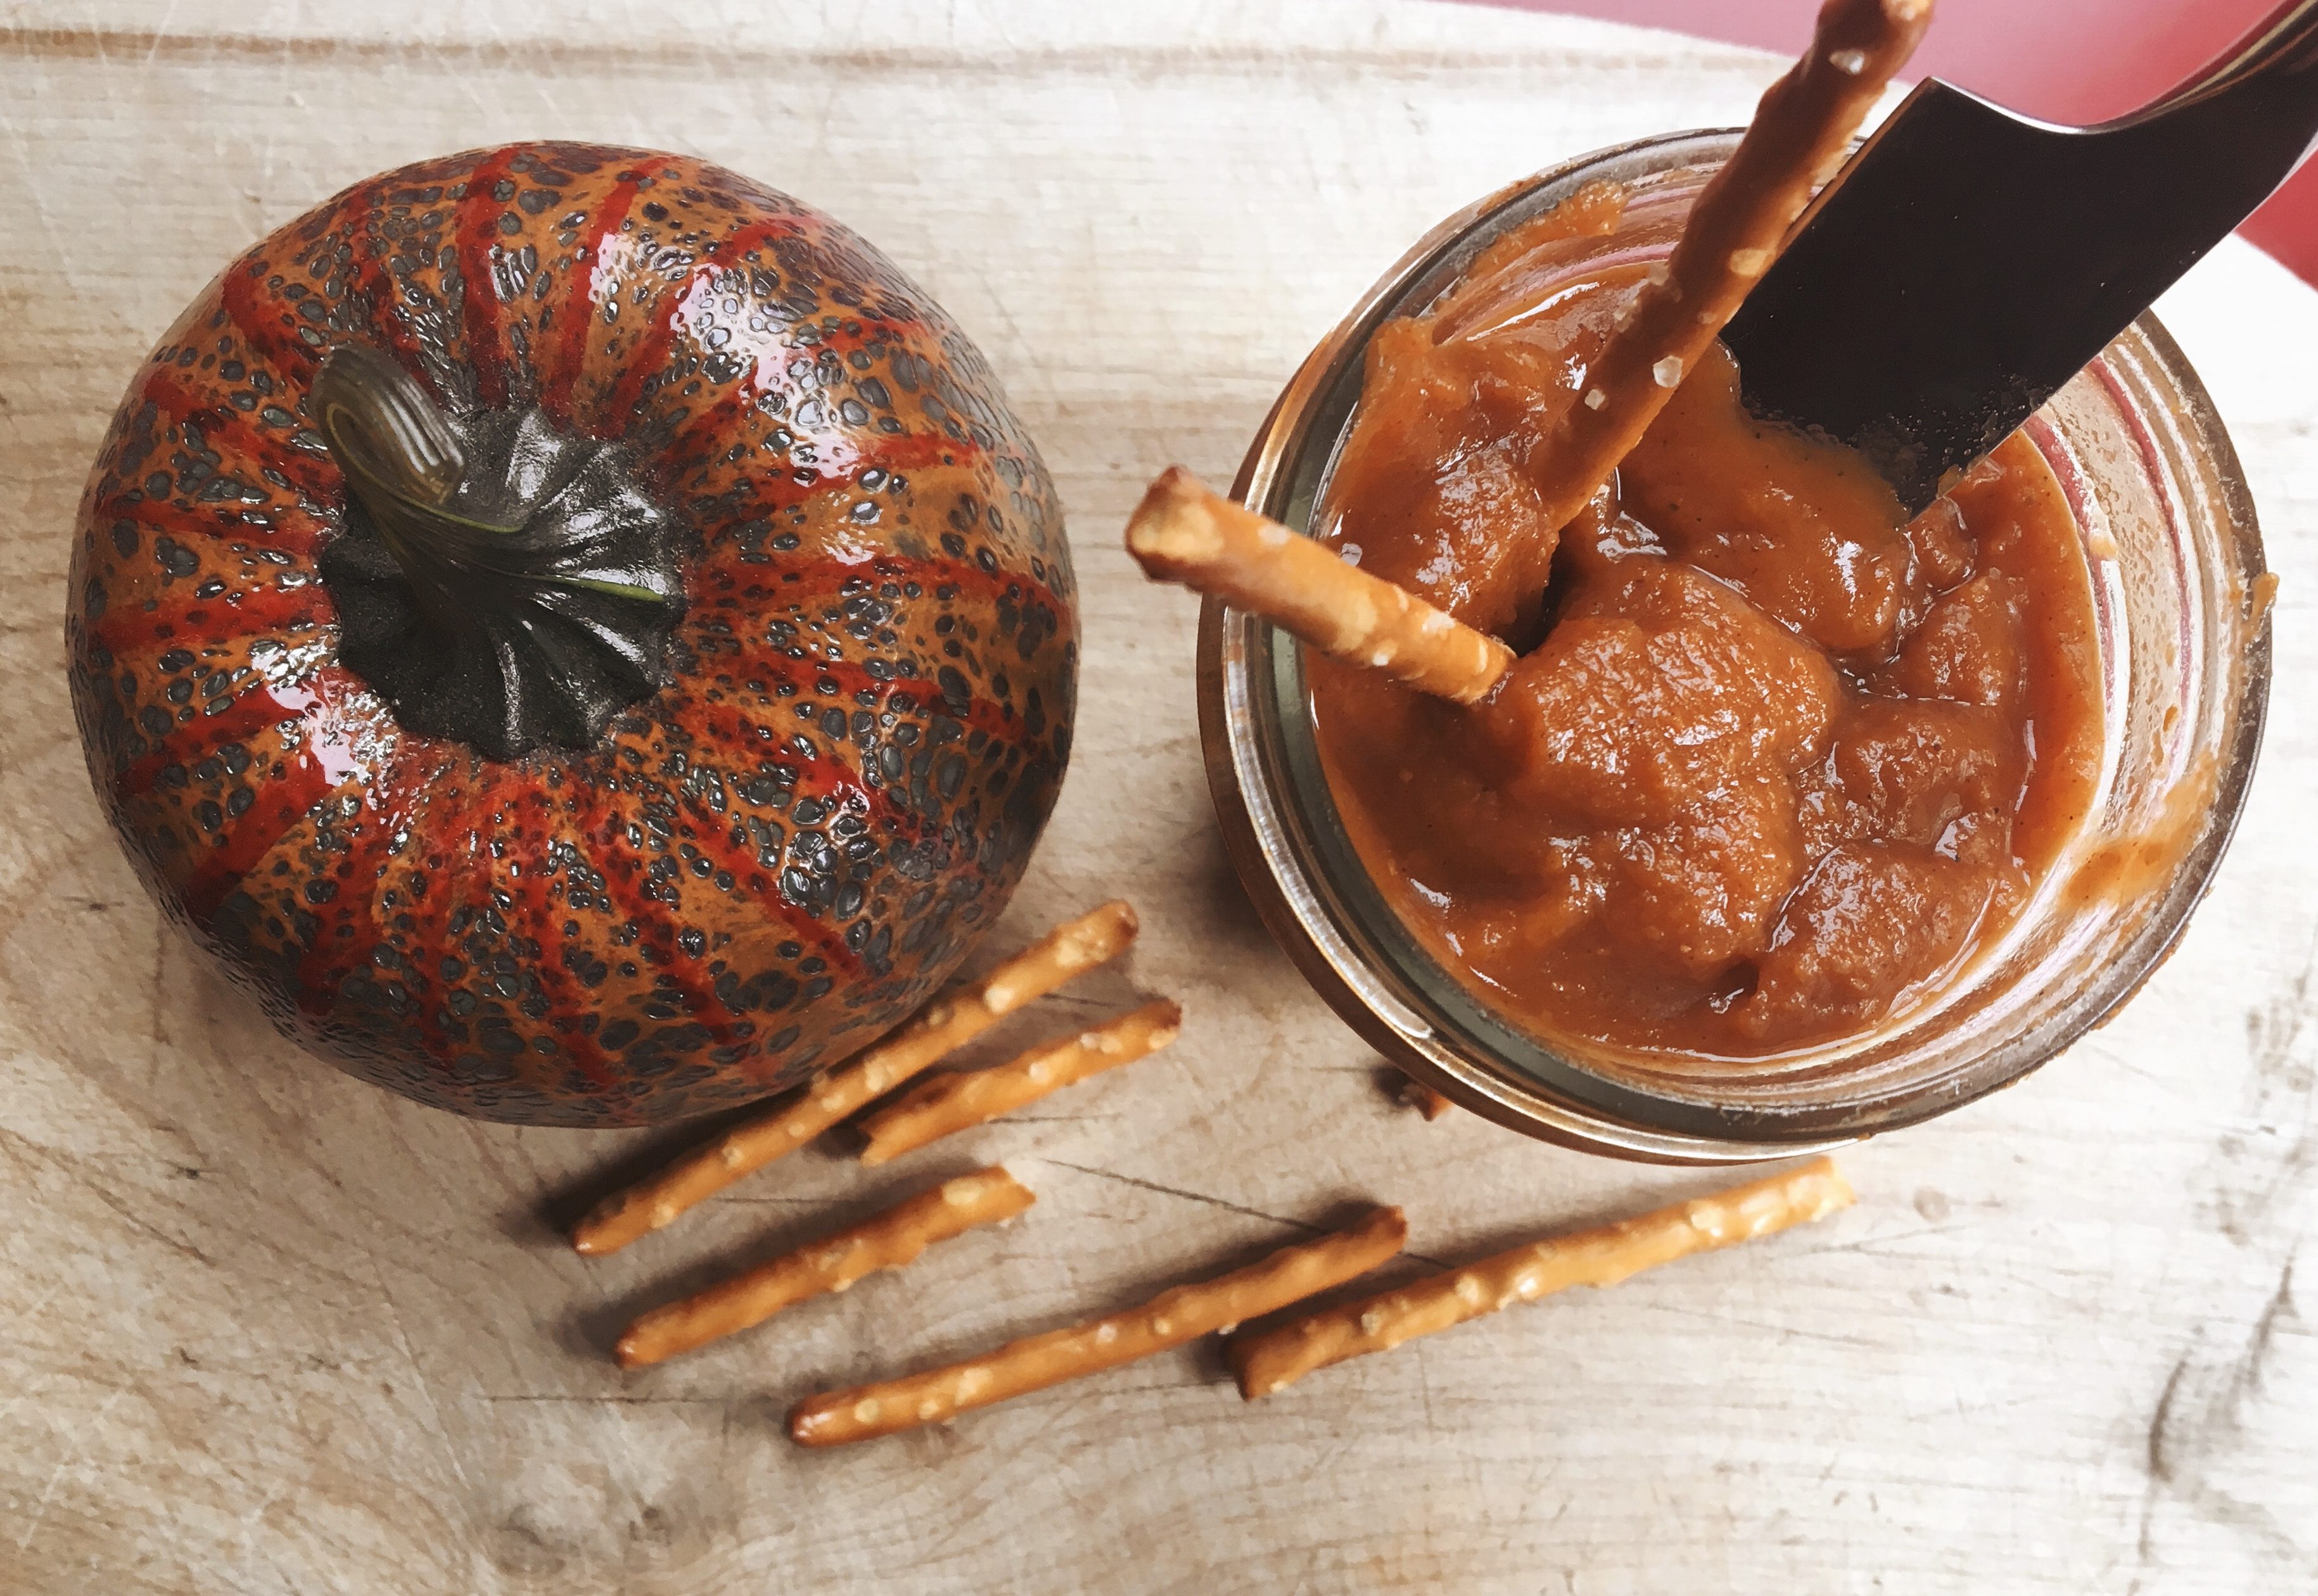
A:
[1309,201,2103,1058]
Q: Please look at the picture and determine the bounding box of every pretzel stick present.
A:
[857,999,1183,1167]
[1228,1158,1852,1398]
[1524,0,1932,530]
[615,1167,1034,1367]
[571,901,1138,1256]
[788,1205,1408,1447]
[1125,467,1514,705]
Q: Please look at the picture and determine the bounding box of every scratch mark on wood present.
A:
[368,1255,487,1521]
[0,1127,216,1267]
[1031,1156,1449,1266]
[1032,1156,1328,1234]
[13,1390,127,1554]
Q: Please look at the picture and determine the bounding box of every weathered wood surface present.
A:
[1,3,2311,1592]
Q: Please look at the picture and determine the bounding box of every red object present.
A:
[1465,0,2318,286]
[64,141,1076,1127]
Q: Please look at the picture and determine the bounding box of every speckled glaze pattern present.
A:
[63,142,1077,1127]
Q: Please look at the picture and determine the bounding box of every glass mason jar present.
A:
[1198,130,2275,1164]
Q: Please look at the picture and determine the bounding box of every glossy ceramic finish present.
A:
[63,142,1077,1126]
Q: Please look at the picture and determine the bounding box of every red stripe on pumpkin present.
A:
[345,173,428,374]
[660,689,928,837]
[120,661,365,797]
[288,748,435,1028]
[654,374,772,483]
[671,788,868,981]
[666,412,978,515]
[179,668,374,922]
[91,581,331,669]
[756,540,1066,620]
[182,754,339,924]
[542,155,675,428]
[139,366,334,504]
[498,784,620,1091]
[692,642,1024,750]
[681,446,1073,598]
[91,490,327,568]
[218,255,321,385]
[452,144,528,410]
[603,214,810,435]
[360,768,481,1048]
[569,779,751,1049]
[651,312,931,475]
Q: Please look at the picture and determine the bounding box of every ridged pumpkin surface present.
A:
[64,142,1076,1126]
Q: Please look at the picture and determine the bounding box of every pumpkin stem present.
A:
[312,345,687,761]
[313,346,523,635]
[312,344,468,509]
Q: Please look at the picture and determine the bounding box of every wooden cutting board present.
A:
[3,3,2312,1591]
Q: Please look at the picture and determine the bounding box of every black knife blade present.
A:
[1723,0,2318,514]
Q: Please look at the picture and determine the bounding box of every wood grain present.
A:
[1,3,2312,1592]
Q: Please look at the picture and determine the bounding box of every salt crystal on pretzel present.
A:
[570,901,1138,1257]
[1522,0,1933,533]
[787,1205,1408,1447]
[857,999,1184,1167]
[614,1167,1035,1367]
[1125,468,1515,705]
[1227,1158,1852,1398]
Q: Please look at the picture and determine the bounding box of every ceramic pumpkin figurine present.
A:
[64,142,1076,1127]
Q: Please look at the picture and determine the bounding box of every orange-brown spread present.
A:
[1311,241,2103,1056]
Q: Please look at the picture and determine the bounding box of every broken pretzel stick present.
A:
[613,1167,1034,1368]
[1125,467,1514,705]
[1525,0,1932,530]
[1394,1074,1455,1122]
[789,1204,1408,1447]
[571,901,1138,1257]
[1228,1157,1852,1398]
[857,999,1183,1167]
